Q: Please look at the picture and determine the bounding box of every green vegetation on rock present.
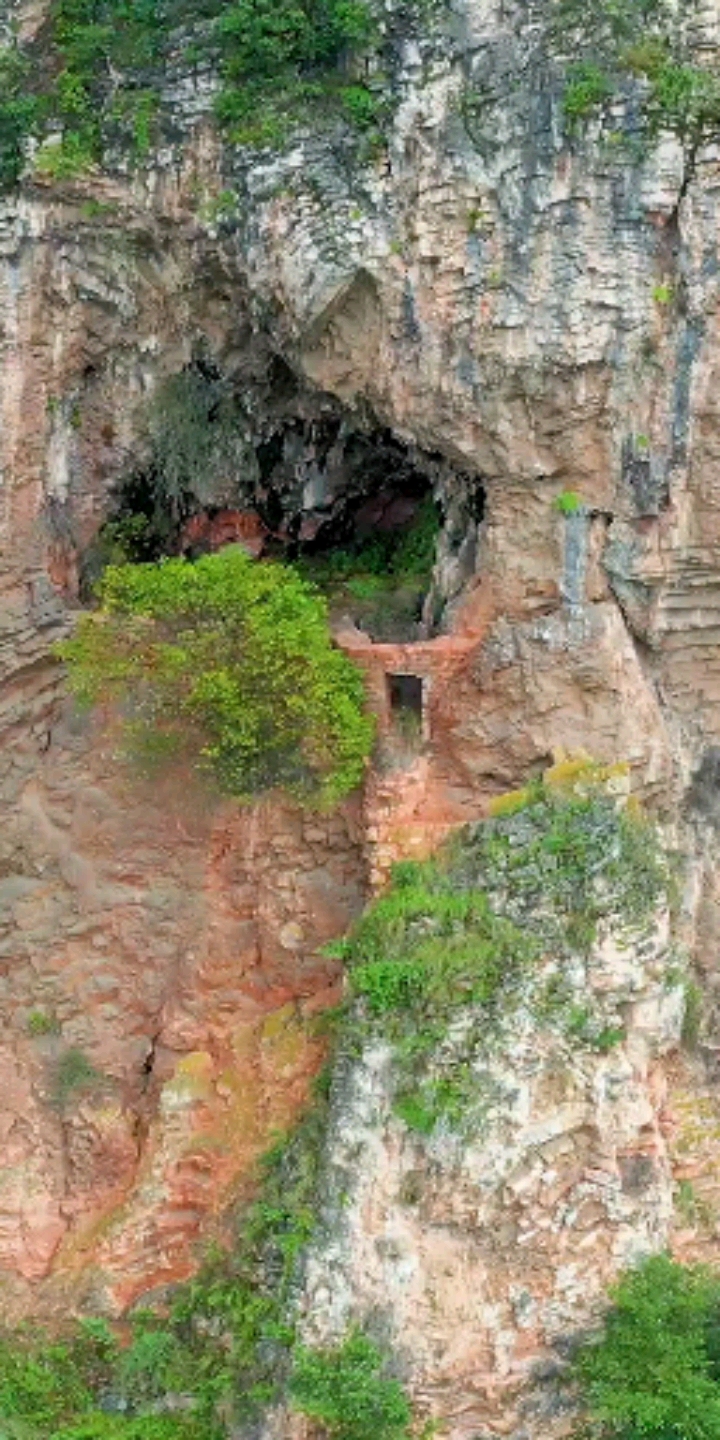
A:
[0,1319,206,1438]
[0,764,677,1436]
[337,763,669,1132]
[213,0,376,146]
[294,495,441,641]
[0,1087,413,1439]
[51,1047,103,1110]
[57,546,374,808]
[167,1103,328,1423]
[554,489,584,515]
[290,1330,413,1440]
[574,1254,720,1440]
[0,0,398,187]
[552,0,720,150]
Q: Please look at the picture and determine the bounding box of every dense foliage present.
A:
[0,0,384,186]
[58,547,374,807]
[0,1317,208,1438]
[290,1331,413,1440]
[574,1254,720,1440]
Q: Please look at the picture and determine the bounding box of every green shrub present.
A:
[0,1319,117,1434]
[574,1254,720,1440]
[289,1330,412,1440]
[341,85,382,131]
[554,489,584,514]
[58,547,374,807]
[563,62,613,120]
[52,1048,102,1110]
[214,0,374,141]
[27,1009,61,1037]
[54,1419,206,1439]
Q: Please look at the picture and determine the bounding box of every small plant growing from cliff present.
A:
[682,979,704,1049]
[27,1008,61,1037]
[652,281,675,306]
[58,547,374,808]
[51,1047,102,1110]
[289,1330,413,1440]
[563,62,614,121]
[573,1254,720,1440]
[554,489,584,515]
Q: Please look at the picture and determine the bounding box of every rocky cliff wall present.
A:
[295,924,681,1439]
[1,0,720,1377]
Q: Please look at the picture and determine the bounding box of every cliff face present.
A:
[297,913,681,1439]
[1,0,720,1410]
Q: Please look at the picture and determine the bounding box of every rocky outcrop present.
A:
[282,790,684,1440]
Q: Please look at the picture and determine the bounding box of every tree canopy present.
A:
[58,547,374,807]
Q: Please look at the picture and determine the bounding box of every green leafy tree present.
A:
[58,547,374,807]
[289,1330,413,1440]
[575,1254,720,1440]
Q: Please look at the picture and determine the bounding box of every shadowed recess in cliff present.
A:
[79,356,485,639]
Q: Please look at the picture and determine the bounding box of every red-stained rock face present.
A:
[0,709,364,1316]
[179,508,269,558]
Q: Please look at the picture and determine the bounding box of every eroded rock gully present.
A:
[3,0,720,1427]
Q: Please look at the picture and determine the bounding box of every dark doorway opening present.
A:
[388,673,424,720]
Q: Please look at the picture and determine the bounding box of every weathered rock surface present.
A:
[289,904,683,1440]
[0,709,364,1315]
[1,0,720,1426]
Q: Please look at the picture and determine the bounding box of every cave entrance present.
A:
[290,437,440,644]
[81,356,484,638]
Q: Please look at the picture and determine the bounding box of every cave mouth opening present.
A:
[82,358,485,640]
[285,429,442,644]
